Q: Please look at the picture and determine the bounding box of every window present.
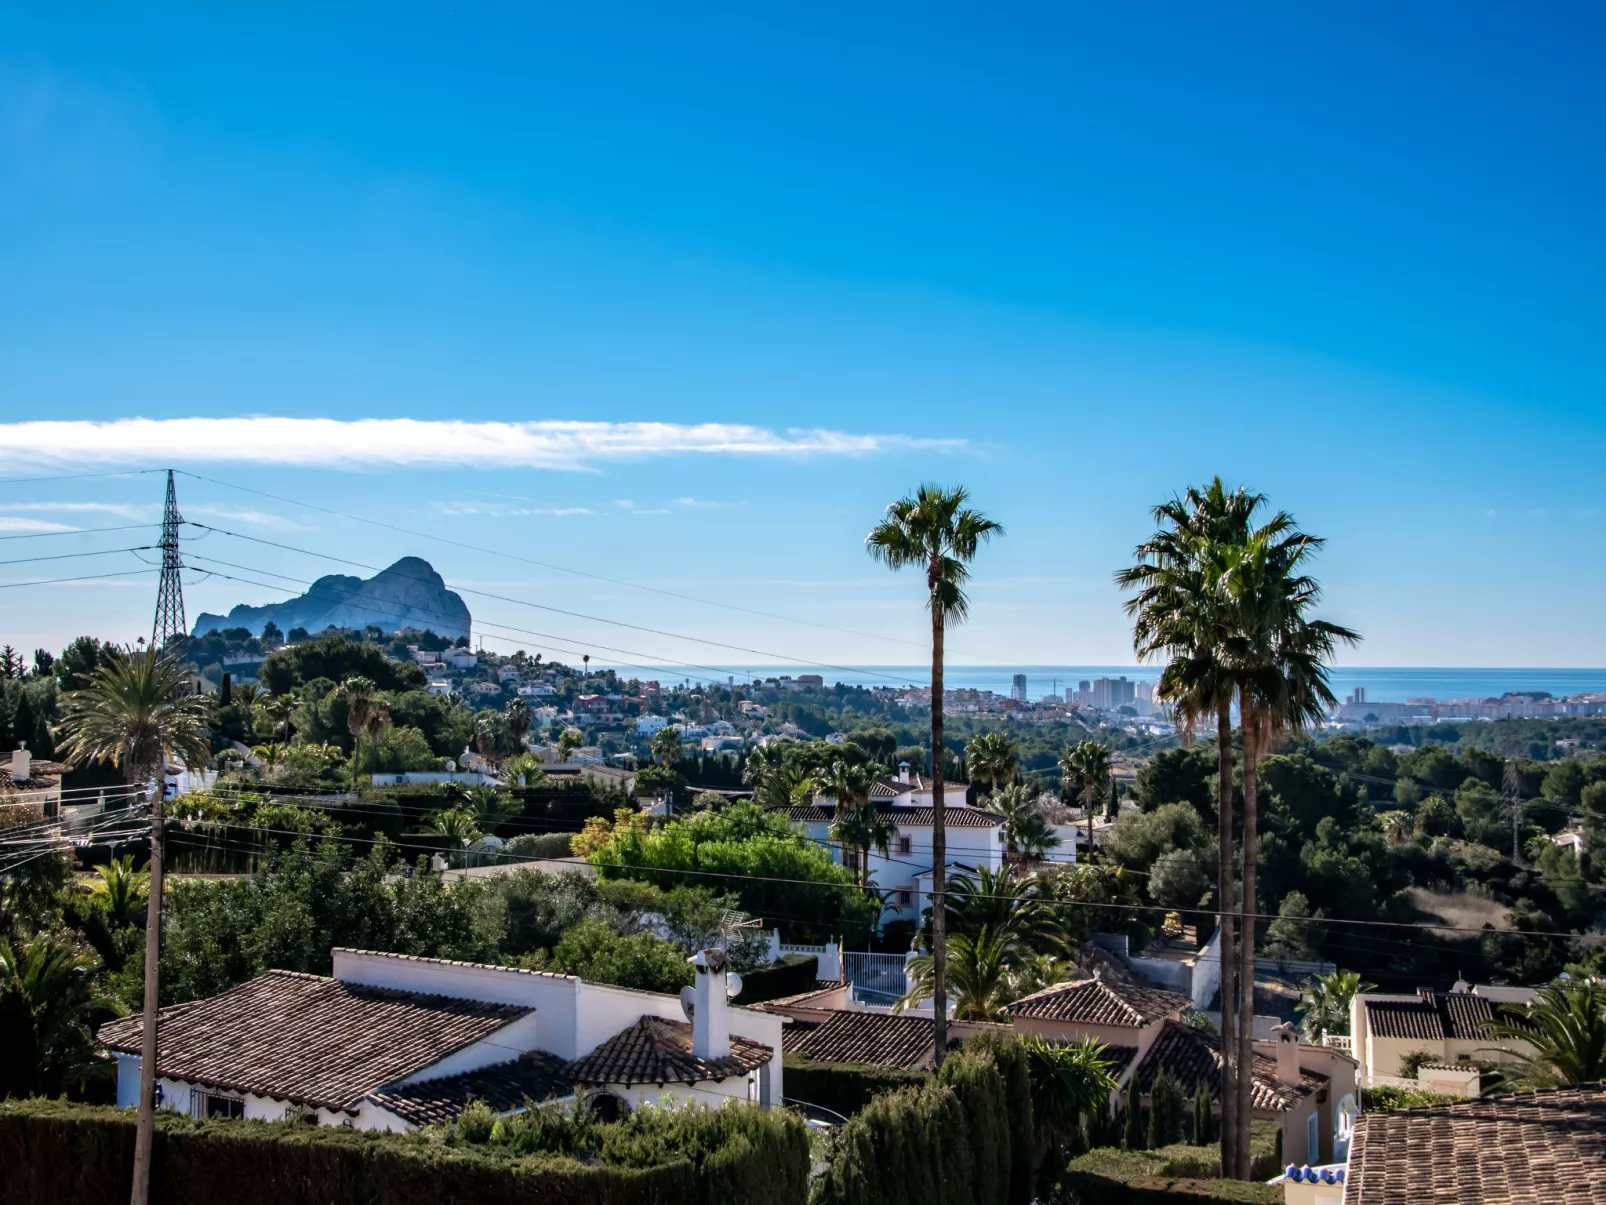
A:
[843,850,859,873]
[191,1088,245,1120]
[896,836,912,855]
[896,887,914,907]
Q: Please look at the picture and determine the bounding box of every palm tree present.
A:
[1490,981,1606,1087]
[650,726,684,768]
[1022,1036,1120,1158]
[1060,741,1111,863]
[819,759,887,885]
[897,926,1031,1020]
[868,484,1003,1063]
[1296,969,1376,1043]
[1114,478,1271,1177]
[984,784,1062,869]
[967,731,1018,792]
[93,855,149,928]
[414,806,483,848]
[1215,525,1358,1165]
[504,697,532,750]
[0,935,125,1098]
[945,864,1069,957]
[340,676,379,788]
[1380,810,1413,846]
[56,647,212,784]
[258,694,296,744]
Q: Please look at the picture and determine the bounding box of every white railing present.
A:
[1322,1034,1353,1052]
[843,952,911,998]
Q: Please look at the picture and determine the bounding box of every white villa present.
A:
[1346,982,1537,1089]
[98,947,782,1130]
[787,763,1006,921]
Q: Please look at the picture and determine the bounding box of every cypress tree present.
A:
[1148,1069,1184,1148]
[1193,1079,1214,1147]
[220,672,233,706]
[1123,1076,1144,1150]
[12,690,36,756]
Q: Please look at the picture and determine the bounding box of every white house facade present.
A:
[100,947,783,1132]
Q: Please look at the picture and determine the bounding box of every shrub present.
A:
[1361,1084,1458,1113]
[730,954,819,1006]
[812,1049,1017,1205]
[501,831,576,859]
[0,1097,693,1205]
[962,1032,1035,1205]
[781,1054,925,1119]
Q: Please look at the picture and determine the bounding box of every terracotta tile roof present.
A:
[566,1017,771,1086]
[1002,978,1192,1027]
[780,1020,823,1052]
[1363,990,1525,1042]
[760,980,849,1009]
[1346,1083,1606,1205]
[96,970,528,1111]
[1129,1020,1322,1112]
[789,1010,937,1069]
[365,1052,573,1127]
[783,803,1001,829]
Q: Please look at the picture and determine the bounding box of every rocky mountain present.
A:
[192,557,471,641]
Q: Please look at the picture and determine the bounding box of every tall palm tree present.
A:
[1115,478,1269,1177]
[340,676,379,789]
[819,759,887,886]
[966,731,1018,792]
[897,926,1033,1021]
[868,485,1002,1064]
[1215,526,1358,1165]
[258,693,296,744]
[1060,741,1111,863]
[1490,981,1606,1087]
[945,863,1069,957]
[364,695,392,774]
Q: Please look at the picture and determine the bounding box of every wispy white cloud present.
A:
[0,517,78,533]
[0,501,148,518]
[676,497,745,510]
[437,501,597,518]
[0,418,966,471]
[185,505,313,531]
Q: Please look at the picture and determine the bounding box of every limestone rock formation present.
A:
[192,557,471,641]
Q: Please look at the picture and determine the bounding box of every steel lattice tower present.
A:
[152,469,187,651]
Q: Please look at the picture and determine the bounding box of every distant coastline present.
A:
[647,664,1606,704]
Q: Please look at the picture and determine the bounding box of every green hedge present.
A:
[500,831,578,859]
[781,1054,926,1119]
[1057,1127,1283,1205]
[813,1047,1030,1205]
[732,954,819,1006]
[0,1097,803,1205]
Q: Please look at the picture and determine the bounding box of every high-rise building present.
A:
[1091,676,1135,711]
[1011,673,1028,702]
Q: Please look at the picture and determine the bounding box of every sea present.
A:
[658,665,1606,704]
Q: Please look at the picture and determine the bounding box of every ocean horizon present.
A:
[642,665,1606,704]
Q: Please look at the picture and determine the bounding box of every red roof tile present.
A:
[566,1017,771,1086]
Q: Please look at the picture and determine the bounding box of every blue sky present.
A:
[1,3,1602,671]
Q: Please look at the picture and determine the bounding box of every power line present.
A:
[0,546,151,569]
[0,523,156,543]
[173,470,962,659]
[0,568,157,590]
[0,469,164,486]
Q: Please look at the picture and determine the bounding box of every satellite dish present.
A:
[680,986,696,1020]
[726,972,743,999]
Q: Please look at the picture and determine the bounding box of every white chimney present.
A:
[897,761,911,785]
[1271,1022,1300,1086]
[10,744,29,784]
[690,948,731,1060]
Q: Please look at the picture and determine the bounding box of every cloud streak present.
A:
[0,418,965,471]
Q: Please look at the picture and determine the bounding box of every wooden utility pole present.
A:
[130,776,165,1205]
